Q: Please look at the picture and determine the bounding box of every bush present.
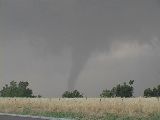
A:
[62,90,83,98]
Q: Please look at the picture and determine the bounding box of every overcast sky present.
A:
[0,0,160,97]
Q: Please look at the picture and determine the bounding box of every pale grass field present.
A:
[0,97,159,117]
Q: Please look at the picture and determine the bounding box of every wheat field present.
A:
[0,97,159,117]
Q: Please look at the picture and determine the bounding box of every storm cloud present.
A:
[0,0,160,96]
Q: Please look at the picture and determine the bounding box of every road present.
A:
[0,115,49,120]
[0,114,71,120]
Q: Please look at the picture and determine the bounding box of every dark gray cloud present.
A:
[0,0,160,96]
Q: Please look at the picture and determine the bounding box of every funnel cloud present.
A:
[0,0,160,96]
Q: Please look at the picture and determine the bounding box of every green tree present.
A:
[100,80,134,98]
[144,88,153,97]
[62,90,83,98]
[144,84,160,97]
[0,80,34,97]
[117,81,134,97]
[100,89,112,97]
[153,87,158,97]
[158,85,160,96]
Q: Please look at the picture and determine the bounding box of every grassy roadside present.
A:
[0,98,159,119]
[5,110,160,120]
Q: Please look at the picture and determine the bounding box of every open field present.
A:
[0,97,159,119]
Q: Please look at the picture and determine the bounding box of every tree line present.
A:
[0,80,159,98]
[62,80,160,98]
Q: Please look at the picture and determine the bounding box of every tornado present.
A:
[67,44,92,91]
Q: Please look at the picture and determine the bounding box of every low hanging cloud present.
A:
[75,39,160,96]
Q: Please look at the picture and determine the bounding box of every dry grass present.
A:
[0,97,159,117]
